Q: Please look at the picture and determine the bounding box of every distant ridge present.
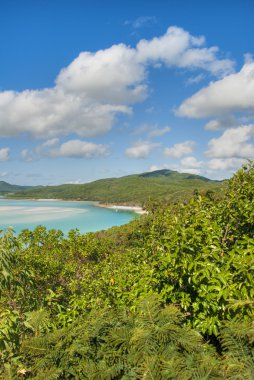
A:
[7,169,223,205]
[139,169,176,178]
[0,181,34,194]
[139,169,216,182]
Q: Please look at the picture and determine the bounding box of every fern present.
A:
[219,318,254,380]
[18,297,221,379]
[24,309,50,336]
[0,228,17,293]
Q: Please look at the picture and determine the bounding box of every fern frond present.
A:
[24,308,50,336]
[136,295,162,327]
[219,318,254,379]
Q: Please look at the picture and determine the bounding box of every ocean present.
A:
[0,199,136,235]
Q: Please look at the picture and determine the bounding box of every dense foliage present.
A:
[0,163,253,379]
[10,169,221,205]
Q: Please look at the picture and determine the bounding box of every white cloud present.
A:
[177,61,254,118]
[207,157,246,171]
[40,138,59,148]
[0,26,233,140]
[132,123,154,135]
[136,26,233,76]
[164,140,196,158]
[21,140,60,161]
[149,161,202,176]
[179,168,201,175]
[206,125,254,158]
[50,140,109,158]
[21,139,109,160]
[180,156,203,168]
[56,44,147,105]
[0,171,8,177]
[0,148,10,161]
[65,179,84,184]
[0,89,130,139]
[133,123,171,138]
[179,156,203,175]
[148,126,171,137]
[125,141,159,159]
[148,164,172,172]
[34,138,59,157]
[149,165,162,171]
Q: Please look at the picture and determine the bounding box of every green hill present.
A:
[0,181,34,194]
[10,169,222,205]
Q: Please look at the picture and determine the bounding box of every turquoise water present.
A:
[0,199,136,235]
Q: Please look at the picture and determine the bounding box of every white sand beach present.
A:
[97,204,147,215]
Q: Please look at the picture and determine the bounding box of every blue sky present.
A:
[0,0,254,185]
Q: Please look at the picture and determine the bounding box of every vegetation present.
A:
[0,163,253,379]
[10,169,222,205]
[0,181,34,195]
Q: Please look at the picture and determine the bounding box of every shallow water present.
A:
[0,199,136,235]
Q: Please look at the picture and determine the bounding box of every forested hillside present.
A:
[0,181,34,194]
[11,169,222,205]
[0,163,253,379]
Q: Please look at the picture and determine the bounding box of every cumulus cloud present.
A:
[177,60,254,118]
[179,168,201,175]
[0,26,233,140]
[21,139,109,160]
[206,125,254,158]
[164,140,196,158]
[125,141,159,159]
[136,26,233,76]
[178,156,203,175]
[56,44,147,105]
[180,156,203,168]
[148,164,172,172]
[0,89,130,138]
[0,148,10,161]
[50,140,109,158]
[207,157,246,171]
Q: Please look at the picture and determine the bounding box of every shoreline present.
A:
[96,203,147,215]
[1,197,147,214]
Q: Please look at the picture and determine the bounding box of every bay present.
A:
[0,199,136,235]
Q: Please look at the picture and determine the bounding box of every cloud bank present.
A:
[0,26,234,140]
[21,139,109,160]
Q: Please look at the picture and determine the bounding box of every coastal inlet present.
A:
[0,199,138,235]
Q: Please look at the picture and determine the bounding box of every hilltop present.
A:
[9,169,222,205]
[0,181,34,194]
